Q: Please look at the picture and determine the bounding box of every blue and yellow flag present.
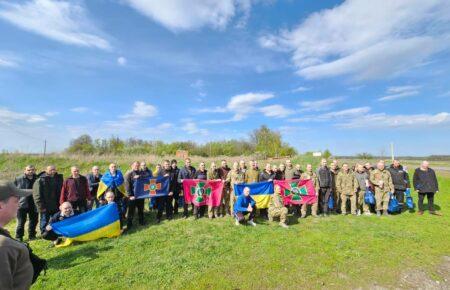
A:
[97,170,126,198]
[52,203,121,247]
[134,176,170,199]
[234,181,274,209]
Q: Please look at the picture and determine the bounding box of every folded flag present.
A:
[134,176,170,199]
[183,180,224,207]
[274,179,317,205]
[97,170,126,198]
[234,181,274,209]
[52,203,121,247]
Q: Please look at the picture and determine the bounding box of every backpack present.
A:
[364,188,375,205]
[0,232,47,284]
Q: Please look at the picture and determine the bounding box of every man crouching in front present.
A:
[233,187,256,226]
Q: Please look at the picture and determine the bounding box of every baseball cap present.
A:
[0,180,32,201]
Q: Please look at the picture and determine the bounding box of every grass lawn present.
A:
[2,174,448,289]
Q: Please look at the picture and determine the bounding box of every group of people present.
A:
[6,157,441,242]
[0,157,442,289]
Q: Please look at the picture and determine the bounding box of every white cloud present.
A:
[0,107,47,123]
[259,105,294,118]
[117,57,127,66]
[125,0,250,31]
[260,0,450,80]
[299,97,345,112]
[182,120,208,135]
[378,85,421,101]
[226,92,274,120]
[289,106,370,122]
[44,111,59,117]
[291,86,311,93]
[338,112,450,128]
[0,56,18,68]
[70,107,89,113]
[195,106,228,113]
[130,101,158,118]
[0,0,111,50]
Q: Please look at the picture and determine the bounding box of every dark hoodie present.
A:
[388,164,410,191]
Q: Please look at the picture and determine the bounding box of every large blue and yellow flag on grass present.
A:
[134,176,170,199]
[52,203,121,247]
[97,170,126,198]
[234,181,274,208]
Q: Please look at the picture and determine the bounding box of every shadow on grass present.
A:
[48,244,114,270]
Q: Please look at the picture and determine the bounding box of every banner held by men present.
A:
[274,179,317,205]
[134,176,170,199]
[183,180,224,207]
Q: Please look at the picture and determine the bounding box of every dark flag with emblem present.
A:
[182,179,224,207]
[274,179,317,205]
[133,176,170,199]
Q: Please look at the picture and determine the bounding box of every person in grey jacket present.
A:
[413,161,440,216]
[354,164,370,216]
[14,165,38,241]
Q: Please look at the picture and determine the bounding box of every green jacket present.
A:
[245,168,260,183]
[32,173,64,213]
[336,171,358,195]
[369,169,394,194]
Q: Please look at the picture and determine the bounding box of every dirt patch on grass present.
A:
[365,256,450,289]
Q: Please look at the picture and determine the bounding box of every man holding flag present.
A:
[300,164,319,218]
[125,162,144,229]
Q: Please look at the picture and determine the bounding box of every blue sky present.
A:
[0,0,449,156]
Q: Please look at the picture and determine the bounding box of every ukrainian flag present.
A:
[97,170,126,198]
[52,203,122,247]
[234,181,274,209]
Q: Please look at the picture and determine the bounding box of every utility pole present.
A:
[390,142,394,162]
[43,139,47,157]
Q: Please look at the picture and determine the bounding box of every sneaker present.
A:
[280,223,289,228]
[376,211,381,217]
[300,215,306,219]
[248,220,257,227]
[268,216,273,222]
[341,213,346,216]
[417,211,424,215]
[357,210,361,216]
[383,211,389,216]
[312,214,319,218]
[364,212,372,216]
[235,219,240,226]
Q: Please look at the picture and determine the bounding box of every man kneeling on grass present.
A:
[268,185,289,228]
[42,202,78,246]
[234,187,256,226]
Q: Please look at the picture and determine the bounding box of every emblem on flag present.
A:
[144,179,161,196]
[190,182,212,203]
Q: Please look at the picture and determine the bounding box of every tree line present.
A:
[66,125,297,158]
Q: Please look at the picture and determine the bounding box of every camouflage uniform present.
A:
[245,168,260,183]
[300,171,319,217]
[225,169,245,214]
[207,169,221,218]
[284,166,295,180]
[354,171,370,214]
[369,169,394,212]
[268,188,288,224]
[336,170,358,214]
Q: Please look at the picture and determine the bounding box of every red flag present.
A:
[274,179,317,205]
[182,180,224,207]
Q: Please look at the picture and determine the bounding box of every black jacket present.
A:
[124,170,140,197]
[158,168,176,193]
[388,165,410,191]
[14,174,37,210]
[316,166,332,188]
[87,173,102,197]
[259,171,275,181]
[194,170,208,180]
[177,166,196,183]
[413,168,439,193]
[171,167,181,194]
[32,173,64,213]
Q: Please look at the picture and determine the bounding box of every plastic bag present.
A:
[328,194,334,209]
[388,193,402,213]
[364,188,375,205]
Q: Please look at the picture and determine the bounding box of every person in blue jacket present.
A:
[233,187,256,226]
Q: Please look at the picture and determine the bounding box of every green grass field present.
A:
[2,154,450,289]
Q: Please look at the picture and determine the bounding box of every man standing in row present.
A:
[33,165,63,235]
[337,163,358,215]
[316,159,332,217]
[218,160,231,217]
[245,160,259,183]
[87,166,102,209]
[354,164,371,216]
[178,158,196,218]
[300,164,319,218]
[388,160,410,212]
[226,161,246,214]
[125,161,144,229]
[14,165,38,241]
[370,160,394,216]
[60,166,92,213]
[170,160,181,216]
[413,161,440,216]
